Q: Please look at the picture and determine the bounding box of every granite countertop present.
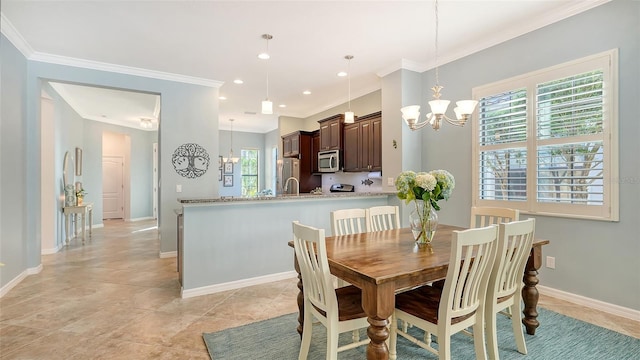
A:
[178,192,394,204]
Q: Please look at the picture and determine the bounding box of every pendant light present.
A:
[401,0,478,131]
[260,34,273,115]
[222,119,239,164]
[344,55,355,124]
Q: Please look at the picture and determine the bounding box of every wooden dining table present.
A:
[288,224,549,360]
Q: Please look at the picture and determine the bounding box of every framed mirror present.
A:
[63,151,74,188]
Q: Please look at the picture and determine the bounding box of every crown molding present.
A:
[30,52,223,88]
[376,58,427,78]
[0,12,34,58]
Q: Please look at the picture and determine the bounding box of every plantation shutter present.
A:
[535,71,605,205]
[477,89,528,201]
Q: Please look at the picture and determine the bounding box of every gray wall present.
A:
[408,0,639,310]
[0,35,28,285]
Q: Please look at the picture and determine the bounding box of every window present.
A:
[472,50,618,221]
[241,149,259,197]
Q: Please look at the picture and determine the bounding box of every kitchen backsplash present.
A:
[321,172,383,193]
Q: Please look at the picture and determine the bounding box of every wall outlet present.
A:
[387,177,394,186]
[176,184,182,193]
[546,256,556,269]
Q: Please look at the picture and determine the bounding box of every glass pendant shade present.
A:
[428,99,450,115]
[455,100,478,117]
[401,105,421,122]
[345,111,354,124]
[262,100,273,115]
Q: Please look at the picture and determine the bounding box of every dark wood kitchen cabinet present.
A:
[281,130,321,192]
[318,114,344,151]
[311,130,320,173]
[282,130,314,158]
[343,111,382,172]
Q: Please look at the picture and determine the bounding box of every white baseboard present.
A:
[41,244,62,255]
[92,223,104,229]
[159,251,177,259]
[181,271,298,299]
[129,217,155,222]
[538,285,640,322]
[0,264,43,298]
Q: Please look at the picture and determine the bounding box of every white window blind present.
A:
[472,50,618,221]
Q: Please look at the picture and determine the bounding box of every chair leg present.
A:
[511,303,528,354]
[299,309,313,360]
[486,303,500,360]
[389,315,398,360]
[327,325,339,360]
[472,313,488,360]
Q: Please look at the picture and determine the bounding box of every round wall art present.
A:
[172,143,210,178]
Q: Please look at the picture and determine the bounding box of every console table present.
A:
[63,202,93,245]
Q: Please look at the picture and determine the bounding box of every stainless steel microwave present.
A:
[318,150,340,173]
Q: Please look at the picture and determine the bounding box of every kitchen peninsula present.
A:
[177,192,395,298]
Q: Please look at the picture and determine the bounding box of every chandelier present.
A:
[401,0,478,131]
[260,34,273,115]
[344,55,355,124]
[222,119,239,163]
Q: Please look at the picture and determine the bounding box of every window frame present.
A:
[471,49,618,221]
[240,148,259,197]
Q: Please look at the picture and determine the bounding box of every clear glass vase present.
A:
[409,200,438,244]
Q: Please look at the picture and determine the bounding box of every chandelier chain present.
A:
[434,0,440,88]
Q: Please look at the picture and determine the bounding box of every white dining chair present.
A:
[367,205,400,232]
[389,225,499,360]
[485,218,535,360]
[470,206,519,228]
[292,221,370,360]
[330,208,368,236]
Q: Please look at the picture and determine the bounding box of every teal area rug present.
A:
[203,308,639,359]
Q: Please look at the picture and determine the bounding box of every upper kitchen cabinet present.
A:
[343,111,382,172]
[311,129,320,173]
[282,130,315,158]
[318,114,344,151]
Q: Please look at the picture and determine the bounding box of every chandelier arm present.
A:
[442,114,468,127]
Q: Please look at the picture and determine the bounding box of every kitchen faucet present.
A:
[284,177,300,196]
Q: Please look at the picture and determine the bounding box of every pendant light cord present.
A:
[347,57,351,111]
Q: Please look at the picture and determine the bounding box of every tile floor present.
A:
[0,219,637,359]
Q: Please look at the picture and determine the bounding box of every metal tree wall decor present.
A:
[172,143,210,178]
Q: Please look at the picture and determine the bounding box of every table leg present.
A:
[293,254,304,338]
[64,213,71,245]
[81,210,86,244]
[522,246,543,335]
[361,282,394,360]
[88,207,93,237]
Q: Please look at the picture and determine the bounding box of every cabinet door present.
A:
[360,120,372,171]
[283,136,292,157]
[343,123,360,172]
[371,118,382,171]
[311,131,320,173]
[329,120,341,150]
[290,135,300,157]
[319,123,331,150]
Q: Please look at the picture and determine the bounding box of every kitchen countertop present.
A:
[178,192,395,204]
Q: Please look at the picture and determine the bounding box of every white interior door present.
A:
[103,156,124,219]
[153,143,158,219]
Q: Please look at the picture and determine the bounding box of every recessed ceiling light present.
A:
[233,79,244,84]
[337,71,347,77]
[219,96,227,100]
[258,53,270,60]
[303,90,311,95]
[279,104,286,108]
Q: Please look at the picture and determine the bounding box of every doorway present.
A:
[102,131,131,220]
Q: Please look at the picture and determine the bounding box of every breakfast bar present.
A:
[178,193,395,298]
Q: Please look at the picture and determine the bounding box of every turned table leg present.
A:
[522,246,543,335]
[293,253,304,338]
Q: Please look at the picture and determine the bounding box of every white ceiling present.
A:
[2,0,609,133]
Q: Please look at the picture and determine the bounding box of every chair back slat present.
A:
[292,221,336,313]
[441,225,498,321]
[331,208,367,236]
[470,206,519,228]
[367,206,400,232]
[493,219,536,299]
